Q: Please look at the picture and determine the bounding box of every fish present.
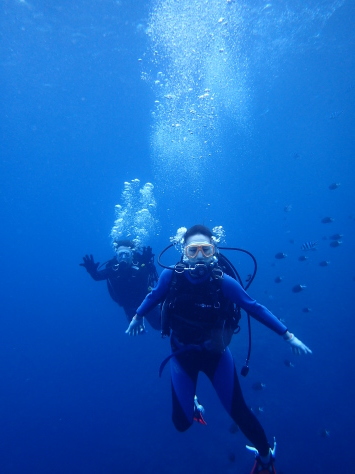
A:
[284,204,292,212]
[329,182,341,190]
[330,233,343,240]
[302,307,312,313]
[275,252,287,259]
[300,241,318,251]
[320,428,330,438]
[321,217,334,224]
[252,382,266,391]
[298,255,308,262]
[274,276,283,283]
[284,359,295,368]
[330,240,342,248]
[319,261,330,267]
[292,284,306,293]
[329,110,343,119]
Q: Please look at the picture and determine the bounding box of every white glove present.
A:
[286,333,312,355]
[125,315,146,336]
[246,437,276,461]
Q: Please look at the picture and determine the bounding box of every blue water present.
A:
[1,0,354,472]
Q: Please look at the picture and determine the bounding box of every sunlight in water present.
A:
[141,0,344,187]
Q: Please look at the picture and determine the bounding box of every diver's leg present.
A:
[208,348,270,456]
[170,352,198,432]
[144,306,161,330]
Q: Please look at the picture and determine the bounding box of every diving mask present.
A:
[116,248,133,264]
[184,242,215,259]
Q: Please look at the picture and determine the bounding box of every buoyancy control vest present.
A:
[161,266,241,351]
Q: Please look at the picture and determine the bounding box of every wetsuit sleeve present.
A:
[222,275,287,335]
[87,258,118,281]
[136,269,173,316]
[88,268,111,281]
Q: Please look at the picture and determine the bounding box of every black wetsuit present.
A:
[88,257,160,329]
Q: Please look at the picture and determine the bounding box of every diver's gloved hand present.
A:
[80,254,99,275]
[284,332,312,355]
[125,315,146,336]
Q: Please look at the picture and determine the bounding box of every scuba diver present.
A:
[125,225,312,473]
[80,240,161,330]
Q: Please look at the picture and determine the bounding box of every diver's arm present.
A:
[222,276,312,354]
[125,269,173,336]
[88,268,110,281]
[222,275,287,335]
[85,264,111,281]
[135,269,173,317]
[79,254,109,281]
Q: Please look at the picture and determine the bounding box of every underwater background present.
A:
[1,0,354,472]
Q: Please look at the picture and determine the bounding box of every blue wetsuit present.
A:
[136,268,287,456]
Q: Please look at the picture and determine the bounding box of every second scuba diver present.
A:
[80,240,161,330]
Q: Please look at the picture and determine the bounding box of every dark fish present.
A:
[330,234,343,240]
[292,284,306,293]
[300,241,318,251]
[321,217,334,224]
[302,307,312,313]
[228,452,236,462]
[275,252,287,259]
[229,423,239,434]
[329,110,343,119]
[284,359,295,368]
[274,276,283,283]
[284,204,292,212]
[319,260,330,267]
[252,382,266,391]
[298,255,308,262]
[328,182,341,190]
[330,240,342,248]
[320,428,330,438]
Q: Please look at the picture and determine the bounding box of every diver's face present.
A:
[184,233,215,265]
[116,246,133,266]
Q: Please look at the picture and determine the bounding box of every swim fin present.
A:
[193,396,207,425]
[247,438,276,473]
[250,459,276,474]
